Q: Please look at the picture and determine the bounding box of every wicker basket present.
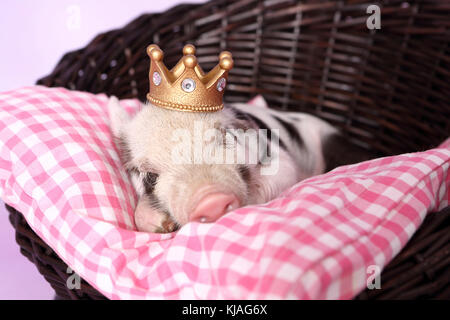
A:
[6,0,450,299]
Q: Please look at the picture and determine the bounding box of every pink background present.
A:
[0,0,205,299]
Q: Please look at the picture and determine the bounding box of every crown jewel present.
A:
[146,44,233,112]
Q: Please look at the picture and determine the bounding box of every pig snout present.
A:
[189,189,240,223]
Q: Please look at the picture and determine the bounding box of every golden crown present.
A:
[146,44,233,112]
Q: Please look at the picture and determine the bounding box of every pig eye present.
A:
[181,78,196,92]
[142,172,159,195]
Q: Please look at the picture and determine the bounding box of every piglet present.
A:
[108,95,373,233]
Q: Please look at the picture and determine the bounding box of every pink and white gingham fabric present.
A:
[0,86,449,299]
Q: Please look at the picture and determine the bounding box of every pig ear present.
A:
[248,95,268,108]
[108,96,130,137]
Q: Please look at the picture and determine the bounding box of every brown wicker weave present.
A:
[7,204,106,300]
[6,0,450,299]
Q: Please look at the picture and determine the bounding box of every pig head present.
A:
[108,96,304,233]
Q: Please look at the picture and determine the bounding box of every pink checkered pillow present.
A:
[0,86,449,299]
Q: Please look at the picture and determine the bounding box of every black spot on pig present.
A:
[141,172,173,224]
[115,134,133,166]
[238,165,251,184]
[228,106,287,150]
[274,116,304,150]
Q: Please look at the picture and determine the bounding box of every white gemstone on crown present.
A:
[217,78,226,92]
[153,71,161,86]
[181,78,196,92]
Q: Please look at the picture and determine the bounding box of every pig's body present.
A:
[108,96,373,233]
